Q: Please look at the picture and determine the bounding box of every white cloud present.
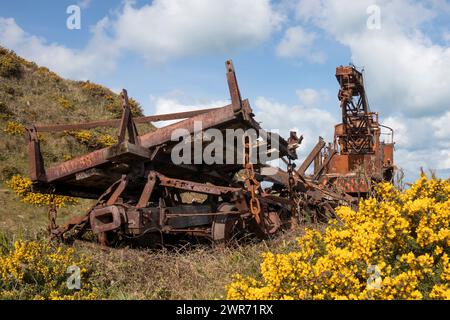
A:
[291,0,450,180]
[0,17,119,79]
[443,30,450,43]
[431,111,450,141]
[77,0,91,9]
[382,113,450,178]
[151,93,229,127]
[276,26,325,63]
[394,149,450,182]
[113,0,283,63]
[253,96,337,158]
[296,88,329,108]
[0,0,283,77]
[295,0,450,118]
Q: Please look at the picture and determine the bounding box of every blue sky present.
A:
[1,0,449,182]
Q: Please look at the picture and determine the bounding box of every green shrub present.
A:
[0,240,98,300]
[0,47,8,56]
[35,67,61,82]
[0,83,16,96]
[57,96,74,110]
[105,95,144,117]
[0,165,21,181]
[0,55,22,78]
[0,102,12,116]
[80,81,111,97]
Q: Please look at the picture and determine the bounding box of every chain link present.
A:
[47,193,57,237]
[243,136,261,224]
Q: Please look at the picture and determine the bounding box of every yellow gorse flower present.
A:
[96,134,117,147]
[64,130,117,148]
[228,175,450,300]
[6,175,78,208]
[0,240,97,300]
[3,121,25,136]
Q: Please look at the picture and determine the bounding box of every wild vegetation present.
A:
[1,47,449,300]
[0,46,152,182]
[228,175,450,300]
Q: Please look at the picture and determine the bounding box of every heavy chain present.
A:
[243,136,261,224]
[47,193,57,237]
[287,158,300,225]
[287,159,295,198]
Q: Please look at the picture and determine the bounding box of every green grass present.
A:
[76,227,308,300]
[0,182,312,300]
[0,45,316,300]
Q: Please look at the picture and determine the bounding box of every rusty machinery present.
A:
[25,60,311,246]
[297,65,395,197]
[25,62,386,246]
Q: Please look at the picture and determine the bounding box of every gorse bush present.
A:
[0,240,98,300]
[0,102,12,117]
[80,81,111,97]
[104,94,144,117]
[3,121,25,136]
[65,130,117,148]
[96,134,117,147]
[35,66,61,82]
[68,130,92,144]
[228,175,450,300]
[6,175,78,208]
[0,54,22,78]
[57,96,74,110]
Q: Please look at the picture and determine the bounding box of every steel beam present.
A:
[34,108,221,132]
[297,137,325,176]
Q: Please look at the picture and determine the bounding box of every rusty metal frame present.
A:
[106,175,128,206]
[156,172,242,196]
[297,137,325,176]
[136,171,157,208]
[117,89,139,145]
[336,66,375,155]
[26,60,387,247]
[25,126,46,181]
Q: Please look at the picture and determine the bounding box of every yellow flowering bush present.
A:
[80,81,110,97]
[3,121,25,136]
[35,66,61,82]
[57,97,73,110]
[105,94,143,117]
[70,130,93,144]
[0,54,22,78]
[96,134,117,147]
[6,175,78,208]
[65,130,116,148]
[228,175,450,300]
[0,240,98,300]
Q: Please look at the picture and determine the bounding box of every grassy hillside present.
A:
[0,46,154,235]
[0,46,153,180]
[0,47,302,300]
[0,47,315,300]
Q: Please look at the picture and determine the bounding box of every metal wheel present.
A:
[211,203,238,242]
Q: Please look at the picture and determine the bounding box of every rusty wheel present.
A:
[265,211,282,234]
[97,231,118,246]
[211,203,239,242]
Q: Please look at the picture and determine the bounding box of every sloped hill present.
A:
[0,46,154,181]
[0,46,154,234]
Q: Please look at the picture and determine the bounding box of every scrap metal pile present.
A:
[25,61,395,246]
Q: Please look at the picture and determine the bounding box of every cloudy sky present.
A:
[1,0,449,182]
